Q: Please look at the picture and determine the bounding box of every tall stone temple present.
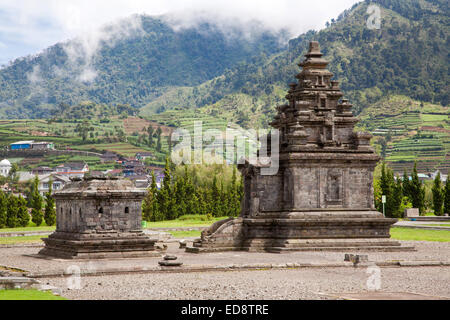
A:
[188,41,414,253]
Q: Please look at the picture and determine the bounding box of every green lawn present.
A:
[0,226,55,233]
[145,216,227,229]
[0,289,66,300]
[169,230,202,238]
[417,224,450,227]
[391,227,450,242]
[0,235,47,245]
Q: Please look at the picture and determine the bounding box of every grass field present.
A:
[169,230,202,238]
[145,215,226,229]
[0,226,55,233]
[391,227,450,242]
[418,224,450,227]
[0,235,48,245]
[0,289,66,300]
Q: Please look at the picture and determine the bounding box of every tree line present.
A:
[0,176,55,229]
[375,162,450,217]
[142,159,243,222]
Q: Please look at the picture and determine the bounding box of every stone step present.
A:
[266,246,416,253]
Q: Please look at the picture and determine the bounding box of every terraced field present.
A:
[359,95,449,174]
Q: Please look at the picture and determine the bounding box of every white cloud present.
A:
[0,0,360,64]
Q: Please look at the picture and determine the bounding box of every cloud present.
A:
[61,14,144,82]
[0,0,360,64]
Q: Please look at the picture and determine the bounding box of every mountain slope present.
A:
[143,0,448,128]
[0,15,286,119]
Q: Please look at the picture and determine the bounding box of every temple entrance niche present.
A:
[326,170,343,206]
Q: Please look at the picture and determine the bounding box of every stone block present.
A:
[404,208,420,218]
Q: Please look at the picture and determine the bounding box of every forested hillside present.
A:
[148,0,448,129]
[0,16,286,119]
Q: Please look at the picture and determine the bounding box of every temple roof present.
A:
[54,177,146,199]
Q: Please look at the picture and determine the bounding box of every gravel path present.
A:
[42,267,450,300]
[1,241,449,276]
[1,240,449,300]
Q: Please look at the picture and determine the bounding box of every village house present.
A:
[135,152,154,162]
[55,162,89,178]
[38,174,71,196]
[100,151,119,163]
[431,170,448,182]
[127,175,151,189]
[123,158,146,177]
[31,166,54,175]
[0,159,12,177]
[10,141,54,150]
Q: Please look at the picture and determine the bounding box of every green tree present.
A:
[444,177,450,215]
[78,119,90,142]
[402,169,410,199]
[156,127,163,152]
[228,167,242,217]
[147,126,154,147]
[0,190,7,228]
[211,175,221,217]
[17,196,30,227]
[158,157,177,220]
[410,162,426,214]
[31,176,43,226]
[379,163,392,214]
[44,181,56,226]
[6,194,19,228]
[432,172,444,216]
[143,171,161,222]
[392,175,403,218]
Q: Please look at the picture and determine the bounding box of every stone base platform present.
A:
[187,214,416,253]
[187,238,415,253]
[39,231,160,259]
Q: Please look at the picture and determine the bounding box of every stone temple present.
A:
[39,176,159,259]
[188,41,414,253]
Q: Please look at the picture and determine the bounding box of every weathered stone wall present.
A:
[56,198,142,233]
[256,174,283,213]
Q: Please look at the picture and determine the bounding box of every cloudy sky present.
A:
[0,0,360,66]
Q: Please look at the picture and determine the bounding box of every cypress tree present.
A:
[147,126,154,147]
[31,175,43,226]
[432,172,444,216]
[402,169,410,200]
[379,163,392,215]
[6,194,18,228]
[0,190,7,228]
[44,181,56,226]
[410,162,426,214]
[392,175,403,218]
[184,166,197,216]
[444,177,450,215]
[218,180,227,218]
[17,196,30,227]
[158,157,177,220]
[143,171,160,221]
[211,175,220,217]
[229,167,241,217]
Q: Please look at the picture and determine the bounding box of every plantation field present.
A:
[359,95,449,174]
[0,117,170,167]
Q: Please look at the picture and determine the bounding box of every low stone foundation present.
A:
[39,231,160,259]
[187,213,415,253]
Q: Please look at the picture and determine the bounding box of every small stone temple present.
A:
[188,41,414,253]
[39,176,159,259]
